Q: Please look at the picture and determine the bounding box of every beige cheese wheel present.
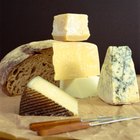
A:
[52,13,90,41]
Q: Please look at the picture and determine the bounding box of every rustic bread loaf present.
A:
[0,40,59,96]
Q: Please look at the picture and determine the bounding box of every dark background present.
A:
[0,0,140,73]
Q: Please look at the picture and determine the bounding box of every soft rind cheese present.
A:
[51,13,90,41]
[27,76,78,115]
[60,76,99,98]
[97,46,139,105]
[53,42,100,80]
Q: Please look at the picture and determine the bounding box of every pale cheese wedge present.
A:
[27,76,79,115]
[52,13,90,41]
[53,42,100,80]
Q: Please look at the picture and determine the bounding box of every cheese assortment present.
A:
[97,46,139,105]
[20,76,78,116]
[18,13,100,116]
[52,13,90,41]
[60,76,99,98]
[53,42,100,80]
[18,13,139,117]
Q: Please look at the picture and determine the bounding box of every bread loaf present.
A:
[0,40,59,96]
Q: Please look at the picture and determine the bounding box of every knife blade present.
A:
[88,116,140,126]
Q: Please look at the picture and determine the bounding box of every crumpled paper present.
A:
[0,76,140,140]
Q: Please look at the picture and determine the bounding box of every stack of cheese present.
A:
[19,13,100,116]
[52,13,100,98]
[16,13,140,117]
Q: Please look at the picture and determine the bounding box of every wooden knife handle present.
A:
[30,118,81,131]
[37,121,90,136]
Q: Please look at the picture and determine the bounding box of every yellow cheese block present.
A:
[53,42,100,80]
[60,76,99,98]
[51,13,90,41]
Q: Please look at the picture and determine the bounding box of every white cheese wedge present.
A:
[60,76,99,98]
[52,13,90,41]
[27,76,78,115]
[97,46,139,105]
[53,42,100,80]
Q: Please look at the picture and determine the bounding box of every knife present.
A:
[30,115,140,136]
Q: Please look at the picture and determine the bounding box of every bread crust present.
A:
[0,40,58,96]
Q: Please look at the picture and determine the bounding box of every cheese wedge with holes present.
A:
[53,42,100,80]
[20,76,78,116]
[60,76,99,98]
[52,13,90,41]
[97,46,139,105]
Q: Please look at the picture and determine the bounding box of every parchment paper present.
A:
[0,76,140,140]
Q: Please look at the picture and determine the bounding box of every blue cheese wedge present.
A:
[97,46,139,105]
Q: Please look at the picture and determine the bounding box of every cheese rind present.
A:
[97,46,139,105]
[20,88,74,116]
[53,42,100,80]
[52,13,90,41]
[27,76,78,115]
[60,76,99,98]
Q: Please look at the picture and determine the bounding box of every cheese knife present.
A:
[30,115,140,136]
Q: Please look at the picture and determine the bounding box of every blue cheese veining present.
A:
[97,46,139,105]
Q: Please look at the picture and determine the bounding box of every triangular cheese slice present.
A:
[97,46,139,105]
[20,76,78,116]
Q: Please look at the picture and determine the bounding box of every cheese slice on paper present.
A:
[53,42,100,80]
[52,13,90,41]
[20,76,78,116]
[97,46,139,105]
[60,76,99,98]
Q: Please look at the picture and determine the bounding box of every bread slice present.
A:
[0,40,59,96]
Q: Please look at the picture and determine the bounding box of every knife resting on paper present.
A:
[29,116,140,136]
